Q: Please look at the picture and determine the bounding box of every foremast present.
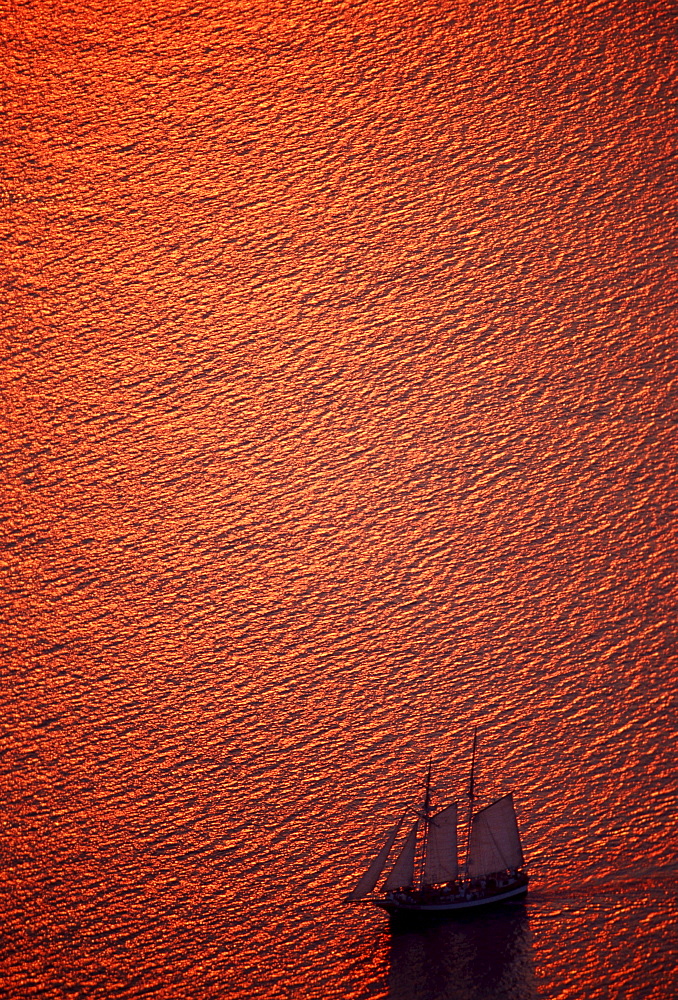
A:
[415,759,433,888]
[414,756,459,889]
[463,726,478,877]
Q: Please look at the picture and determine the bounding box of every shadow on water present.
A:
[386,904,538,1000]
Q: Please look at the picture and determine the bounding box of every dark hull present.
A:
[372,874,529,918]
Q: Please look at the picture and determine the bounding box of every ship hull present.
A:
[372,874,528,917]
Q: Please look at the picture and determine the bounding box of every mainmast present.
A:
[417,758,433,887]
[463,726,478,877]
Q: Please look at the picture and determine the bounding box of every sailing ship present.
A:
[345,730,528,916]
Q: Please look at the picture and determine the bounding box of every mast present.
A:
[418,759,433,887]
[463,726,478,877]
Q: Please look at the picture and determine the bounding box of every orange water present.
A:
[2,1,677,997]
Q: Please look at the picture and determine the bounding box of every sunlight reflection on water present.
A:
[2,0,676,997]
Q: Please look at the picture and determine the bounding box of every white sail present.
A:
[467,794,524,877]
[345,814,405,901]
[383,821,419,890]
[424,802,458,884]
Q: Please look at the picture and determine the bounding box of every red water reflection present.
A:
[2,0,676,997]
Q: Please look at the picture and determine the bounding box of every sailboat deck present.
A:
[373,872,529,914]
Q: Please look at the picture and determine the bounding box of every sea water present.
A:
[2,1,676,997]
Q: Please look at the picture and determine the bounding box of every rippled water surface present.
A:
[3,1,677,997]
